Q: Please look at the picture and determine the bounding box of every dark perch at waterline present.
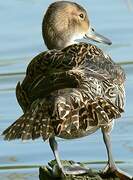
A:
[39,160,122,180]
[2,1,133,179]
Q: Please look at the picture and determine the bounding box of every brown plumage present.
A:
[3,43,125,140]
[3,1,132,178]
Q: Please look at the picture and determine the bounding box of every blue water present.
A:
[0,0,133,179]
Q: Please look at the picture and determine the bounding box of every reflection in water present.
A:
[0,169,38,180]
[0,156,17,164]
[0,0,133,179]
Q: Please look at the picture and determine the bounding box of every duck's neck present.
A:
[42,22,84,50]
[66,33,85,47]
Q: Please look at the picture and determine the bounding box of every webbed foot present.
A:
[63,162,89,175]
[101,164,133,180]
[52,162,89,177]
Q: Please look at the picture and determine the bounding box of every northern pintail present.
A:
[3,1,132,179]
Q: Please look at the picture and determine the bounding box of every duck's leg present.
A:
[101,128,133,179]
[49,136,65,176]
[49,136,89,176]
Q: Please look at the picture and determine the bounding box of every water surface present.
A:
[0,0,133,179]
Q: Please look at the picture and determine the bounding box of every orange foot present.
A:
[100,164,133,180]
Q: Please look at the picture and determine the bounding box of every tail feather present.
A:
[3,99,54,141]
[86,97,122,127]
[3,117,25,140]
[53,93,123,136]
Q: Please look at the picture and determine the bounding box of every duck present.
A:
[3,1,132,179]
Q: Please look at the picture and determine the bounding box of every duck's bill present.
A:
[84,28,112,45]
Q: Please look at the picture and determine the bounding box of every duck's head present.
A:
[42,1,112,50]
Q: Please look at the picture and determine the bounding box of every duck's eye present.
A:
[79,13,84,19]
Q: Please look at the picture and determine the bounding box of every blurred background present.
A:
[0,0,133,179]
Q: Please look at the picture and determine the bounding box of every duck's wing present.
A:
[16,47,82,112]
[86,46,126,111]
[16,43,125,113]
[53,52,126,136]
[3,43,126,141]
[16,43,90,111]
